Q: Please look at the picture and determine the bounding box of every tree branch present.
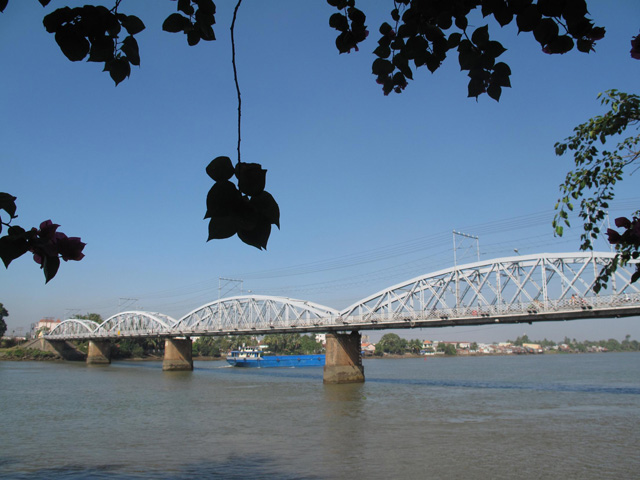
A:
[231,0,242,164]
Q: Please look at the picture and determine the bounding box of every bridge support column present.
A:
[87,340,111,365]
[323,331,364,384]
[163,338,193,371]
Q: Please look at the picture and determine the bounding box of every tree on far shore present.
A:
[0,303,8,338]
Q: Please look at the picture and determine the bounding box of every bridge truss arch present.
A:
[45,319,99,340]
[173,295,341,335]
[338,252,640,329]
[92,311,177,339]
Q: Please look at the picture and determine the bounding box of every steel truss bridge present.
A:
[45,252,640,341]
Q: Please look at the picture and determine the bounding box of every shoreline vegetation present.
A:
[1,336,639,362]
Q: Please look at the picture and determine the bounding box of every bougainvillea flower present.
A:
[56,234,86,261]
[615,216,632,229]
[631,34,640,60]
[38,220,60,241]
[606,228,622,244]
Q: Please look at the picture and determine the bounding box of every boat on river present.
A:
[226,347,325,368]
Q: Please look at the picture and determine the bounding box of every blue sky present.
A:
[2,1,639,343]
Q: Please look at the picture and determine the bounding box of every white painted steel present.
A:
[173,295,341,335]
[47,319,98,339]
[43,252,640,340]
[339,252,640,326]
[45,311,177,340]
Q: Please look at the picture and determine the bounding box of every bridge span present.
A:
[43,252,640,383]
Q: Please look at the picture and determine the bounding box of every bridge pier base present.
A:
[323,331,364,384]
[163,338,193,371]
[87,340,111,365]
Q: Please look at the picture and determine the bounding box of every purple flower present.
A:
[28,221,86,266]
[56,234,86,261]
[615,217,632,229]
[38,220,60,241]
[606,228,622,244]
[631,34,640,60]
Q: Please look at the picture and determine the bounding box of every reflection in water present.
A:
[321,383,368,477]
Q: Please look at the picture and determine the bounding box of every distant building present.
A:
[361,342,376,356]
[523,343,543,354]
[34,318,61,337]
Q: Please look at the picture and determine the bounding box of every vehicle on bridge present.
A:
[226,346,325,368]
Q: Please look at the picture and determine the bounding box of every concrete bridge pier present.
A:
[323,331,365,384]
[163,337,193,371]
[87,340,111,365]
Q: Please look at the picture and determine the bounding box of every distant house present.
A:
[361,342,376,356]
[34,318,61,336]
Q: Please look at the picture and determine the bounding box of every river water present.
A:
[1,353,639,479]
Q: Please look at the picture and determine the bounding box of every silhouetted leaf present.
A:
[487,83,502,101]
[162,13,191,33]
[197,0,216,15]
[206,156,235,182]
[177,0,194,16]
[205,181,241,218]
[0,192,17,219]
[537,0,563,17]
[236,163,266,196]
[238,220,271,250]
[251,192,280,229]
[454,15,467,30]
[207,216,237,241]
[516,5,541,33]
[0,0,8,13]
[198,22,216,41]
[492,7,513,27]
[467,77,485,98]
[471,25,489,48]
[0,227,29,268]
[485,40,506,58]
[120,15,145,35]
[187,30,200,46]
[533,18,559,46]
[576,38,593,53]
[458,48,480,70]
[87,35,113,63]
[195,8,215,27]
[38,0,52,6]
[43,254,60,283]
[372,58,394,75]
[106,58,131,85]
[373,45,391,58]
[43,7,72,33]
[544,35,574,54]
[447,32,462,49]
[55,26,90,61]
[121,36,140,66]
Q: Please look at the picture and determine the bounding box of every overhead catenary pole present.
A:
[453,230,480,308]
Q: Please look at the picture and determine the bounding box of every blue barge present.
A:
[226,347,325,368]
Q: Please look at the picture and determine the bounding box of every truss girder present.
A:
[43,252,640,340]
[172,295,341,335]
[339,252,640,326]
[89,311,177,338]
[46,319,98,339]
